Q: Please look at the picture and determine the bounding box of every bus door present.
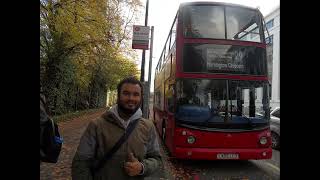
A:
[164,81,175,152]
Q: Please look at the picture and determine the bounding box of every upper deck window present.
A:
[183,5,225,39]
[226,7,262,43]
[183,5,263,43]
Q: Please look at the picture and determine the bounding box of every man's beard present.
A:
[118,100,141,115]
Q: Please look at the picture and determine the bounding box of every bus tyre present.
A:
[271,132,280,150]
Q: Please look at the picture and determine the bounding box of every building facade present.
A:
[265,6,280,109]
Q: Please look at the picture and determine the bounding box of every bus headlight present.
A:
[259,136,267,145]
[187,136,196,144]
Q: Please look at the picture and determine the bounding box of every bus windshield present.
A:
[183,5,263,43]
[176,79,270,129]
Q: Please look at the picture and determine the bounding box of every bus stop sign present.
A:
[132,25,150,50]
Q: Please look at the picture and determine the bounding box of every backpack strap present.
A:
[40,94,50,116]
[40,94,58,141]
[92,119,140,172]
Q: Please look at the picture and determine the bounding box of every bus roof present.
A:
[179,1,260,12]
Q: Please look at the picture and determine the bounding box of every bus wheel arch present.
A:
[271,131,280,149]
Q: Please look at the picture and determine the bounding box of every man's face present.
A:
[118,83,142,114]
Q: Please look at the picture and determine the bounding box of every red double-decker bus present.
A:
[153,1,272,160]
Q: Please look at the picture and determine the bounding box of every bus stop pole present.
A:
[143,26,154,118]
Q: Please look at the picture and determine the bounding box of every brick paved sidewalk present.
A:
[40,108,172,180]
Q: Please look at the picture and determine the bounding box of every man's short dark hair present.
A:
[117,76,143,98]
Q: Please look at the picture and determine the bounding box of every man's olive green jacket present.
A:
[72,105,161,180]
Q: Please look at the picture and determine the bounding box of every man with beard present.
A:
[72,76,161,180]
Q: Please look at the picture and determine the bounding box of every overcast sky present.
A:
[134,0,280,92]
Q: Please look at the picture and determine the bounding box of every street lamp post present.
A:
[140,0,149,82]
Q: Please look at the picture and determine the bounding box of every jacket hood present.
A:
[107,104,142,128]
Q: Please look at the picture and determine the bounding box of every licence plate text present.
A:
[217,153,239,159]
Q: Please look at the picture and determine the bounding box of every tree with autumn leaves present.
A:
[40,0,143,115]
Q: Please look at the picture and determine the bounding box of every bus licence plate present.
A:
[217,153,239,159]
